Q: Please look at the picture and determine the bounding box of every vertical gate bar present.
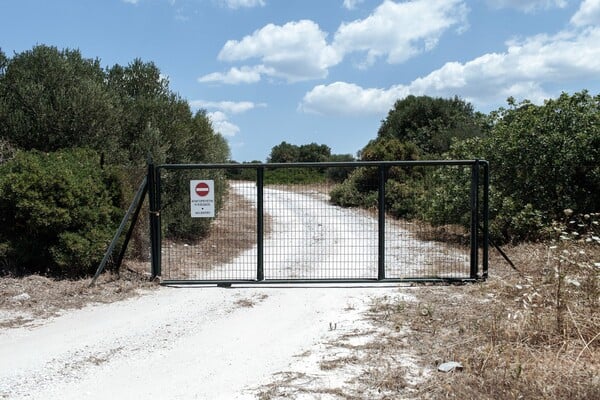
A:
[257,166,265,281]
[378,165,386,280]
[148,161,159,278]
[470,160,480,279]
[482,161,489,279]
[155,167,162,277]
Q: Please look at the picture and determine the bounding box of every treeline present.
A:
[228,141,355,184]
[331,93,600,243]
[0,45,229,277]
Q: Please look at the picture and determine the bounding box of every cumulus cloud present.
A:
[207,111,240,136]
[571,0,600,26]
[333,0,469,66]
[299,82,408,115]
[198,66,272,84]
[217,20,341,82]
[300,27,600,115]
[220,0,266,9]
[192,100,266,138]
[343,0,365,10]
[190,100,266,114]
[201,0,468,84]
[487,0,567,13]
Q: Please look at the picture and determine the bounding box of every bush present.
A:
[264,167,326,185]
[0,148,125,277]
[446,92,600,242]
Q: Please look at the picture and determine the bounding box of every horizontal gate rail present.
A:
[151,159,489,285]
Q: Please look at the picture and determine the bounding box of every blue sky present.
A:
[1,0,599,161]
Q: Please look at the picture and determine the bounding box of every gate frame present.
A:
[149,160,489,285]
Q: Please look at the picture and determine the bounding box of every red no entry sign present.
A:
[190,180,215,218]
[195,182,210,197]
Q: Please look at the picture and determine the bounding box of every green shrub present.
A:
[0,148,125,277]
[330,168,378,209]
[446,91,600,242]
[264,167,326,185]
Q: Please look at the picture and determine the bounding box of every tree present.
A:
[0,45,121,154]
[377,95,485,156]
[107,59,195,165]
[297,143,331,163]
[268,141,300,163]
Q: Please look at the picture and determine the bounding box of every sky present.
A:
[1,0,599,162]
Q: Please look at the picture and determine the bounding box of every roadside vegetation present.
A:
[0,45,229,278]
[228,141,355,184]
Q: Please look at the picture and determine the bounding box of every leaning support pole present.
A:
[90,176,148,287]
[114,181,148,271]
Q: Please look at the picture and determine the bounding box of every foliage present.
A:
[325,153,355,183]
[331,96,483,221]
[264,141,354,184]
[0,45,230,168]
[444,91,600,242]
[332,91,600,243]
[0,45,232,275]
[377,95,485,156]
[264,167,326,185]
[0,137,16,165]
[0,45,122,156]
[0,149,125,277]
[268,141,331,163]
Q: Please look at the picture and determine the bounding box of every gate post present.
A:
[257,166,264,281]
[469,160,480,279]
[482,161,489,279]
[378,164,387,280]
[148,160,161,278]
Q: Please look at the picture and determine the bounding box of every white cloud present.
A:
[299,82,408,115]
[122,0,140,4]
[207,111,240,137]
[201,0,468,84]
[343,0,365,10]
[198,65,272,84]
[220,0,266,9]
[190,100,266,114]
[333,0,469,66]
[217,20,341,82]
[300,27,600,115]
[488,0,567,13]
[571,0,600,26]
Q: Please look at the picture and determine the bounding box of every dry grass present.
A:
[0,263,156,328]
[362,239,600,399]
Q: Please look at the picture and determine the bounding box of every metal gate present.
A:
[148,160,488,285]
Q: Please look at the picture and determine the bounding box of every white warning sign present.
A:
[190,180,215,218]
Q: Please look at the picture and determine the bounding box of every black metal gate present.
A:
[148,160,488,285]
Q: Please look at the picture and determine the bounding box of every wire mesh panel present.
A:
[153,161,488,284]
[159,167,257,280]
[262,170,378,280]
[384,164,472,279]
